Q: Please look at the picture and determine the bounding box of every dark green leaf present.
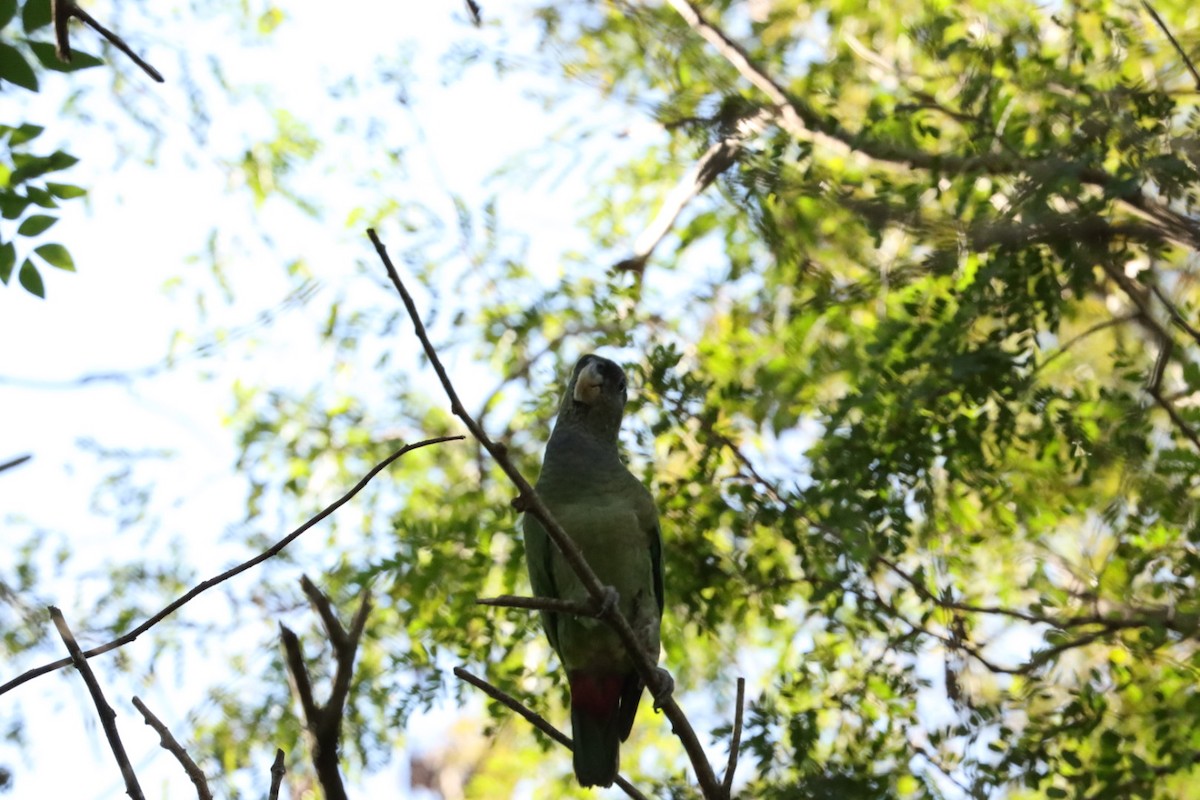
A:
[21,0,50,32]
[0,0,17,30]
[34,242,73,271]
[27,40,104,72]
[17,214,56,236]
[0,240,13,284]
[8,123,43,145]
[17,258,43,297]
[0,193,29,219]
[0,41,37,91]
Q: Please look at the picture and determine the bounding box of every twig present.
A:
[464,0,482,26]
[475,594,598,616]
[368,228,725,798]
[268,749,286,800]
[131,697,212,800]
[1141,1,1200,91]
[452,667,652,800]
[52,0,164,82]
[0,454,31,475]
[615,108,772,274]
[0,436,460,698]
[722,677,745,797]
[50,607,145,800]
[279,578,372,800]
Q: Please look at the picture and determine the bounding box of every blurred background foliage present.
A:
[4,0,1200,797]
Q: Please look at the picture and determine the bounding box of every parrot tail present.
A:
[568,671,624,788]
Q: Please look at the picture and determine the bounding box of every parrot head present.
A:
[557,354,629,441]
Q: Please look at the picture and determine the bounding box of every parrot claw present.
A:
[596,585,620,617]
[650,667,675,709]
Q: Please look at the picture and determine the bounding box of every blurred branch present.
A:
[722,677,745,796]
[50,607,145,800]
[52,0,165,82]
[0,454,31,475]
[0,436,460,698]
[1141,1,1200,90]
[131,696,212,800]
[280,578,372,800]
[268,750,286,800]
[452,667,652,800]
[615,108,772,274]
[659,0,1200,249]
[368,228,725,799]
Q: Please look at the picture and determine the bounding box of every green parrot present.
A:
[523,354,664,788]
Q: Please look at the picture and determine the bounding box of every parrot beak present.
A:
[573,362,605,405]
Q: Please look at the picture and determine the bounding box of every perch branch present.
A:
[50,607,145,800]
[475,594,598,616]
[131,696,212,800]
[368,228,724,798]
[0,436,459,698]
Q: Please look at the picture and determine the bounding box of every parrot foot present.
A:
[650,667,675,710]
[595,585,620,617]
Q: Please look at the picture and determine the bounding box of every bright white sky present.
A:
[1,2,673,797]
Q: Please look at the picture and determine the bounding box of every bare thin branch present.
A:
[722,677,745,797]
[1141,1,1200,90]
[50,607,145,800]
[452,667,652,800]
[131,696,212,800]
[368,228,724,798]
[52,0,164,82]
[476,594,598,616]
[0,436,460,698]
[0,454,31,475]
[268,749,286,800]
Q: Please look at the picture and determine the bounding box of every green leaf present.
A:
[0,42,37,91]
[17,258,43,297]
[34,243,73,271]
[0,193,29,219]
[21,0,50,32]
[27,40,104,72]
[17,214,56,236]
[0,240,13,284]
[46,182,86,199]
[8,123,43,145]
[0,0,17,30]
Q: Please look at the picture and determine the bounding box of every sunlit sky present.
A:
[1,2,675,797]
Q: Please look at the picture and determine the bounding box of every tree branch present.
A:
[368,228,725,798]
[52,0,164,82]
[452,667,652,800]
[1141,1,1200,91]
[50,607,145,800]
[131,696,212,800]
[0,454,31,475]
[475,594,598,616]
[722,677,745,797]
[0,436,459,698]
[268,749,286,800]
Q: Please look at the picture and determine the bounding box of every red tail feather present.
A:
[568,671,623,718]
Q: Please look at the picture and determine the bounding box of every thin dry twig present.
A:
[722,677,745,797]
[50,607,145,800]
[52,0,164,82]
[452,667,652,800]
[0,454,31,475]
[475,594,597,616]
[280,579,372,800]
[1,436,460,698]
[268,749,286,800]
[131,696,212,800]
[1141,0,1200,91]
[368,228,724,798]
